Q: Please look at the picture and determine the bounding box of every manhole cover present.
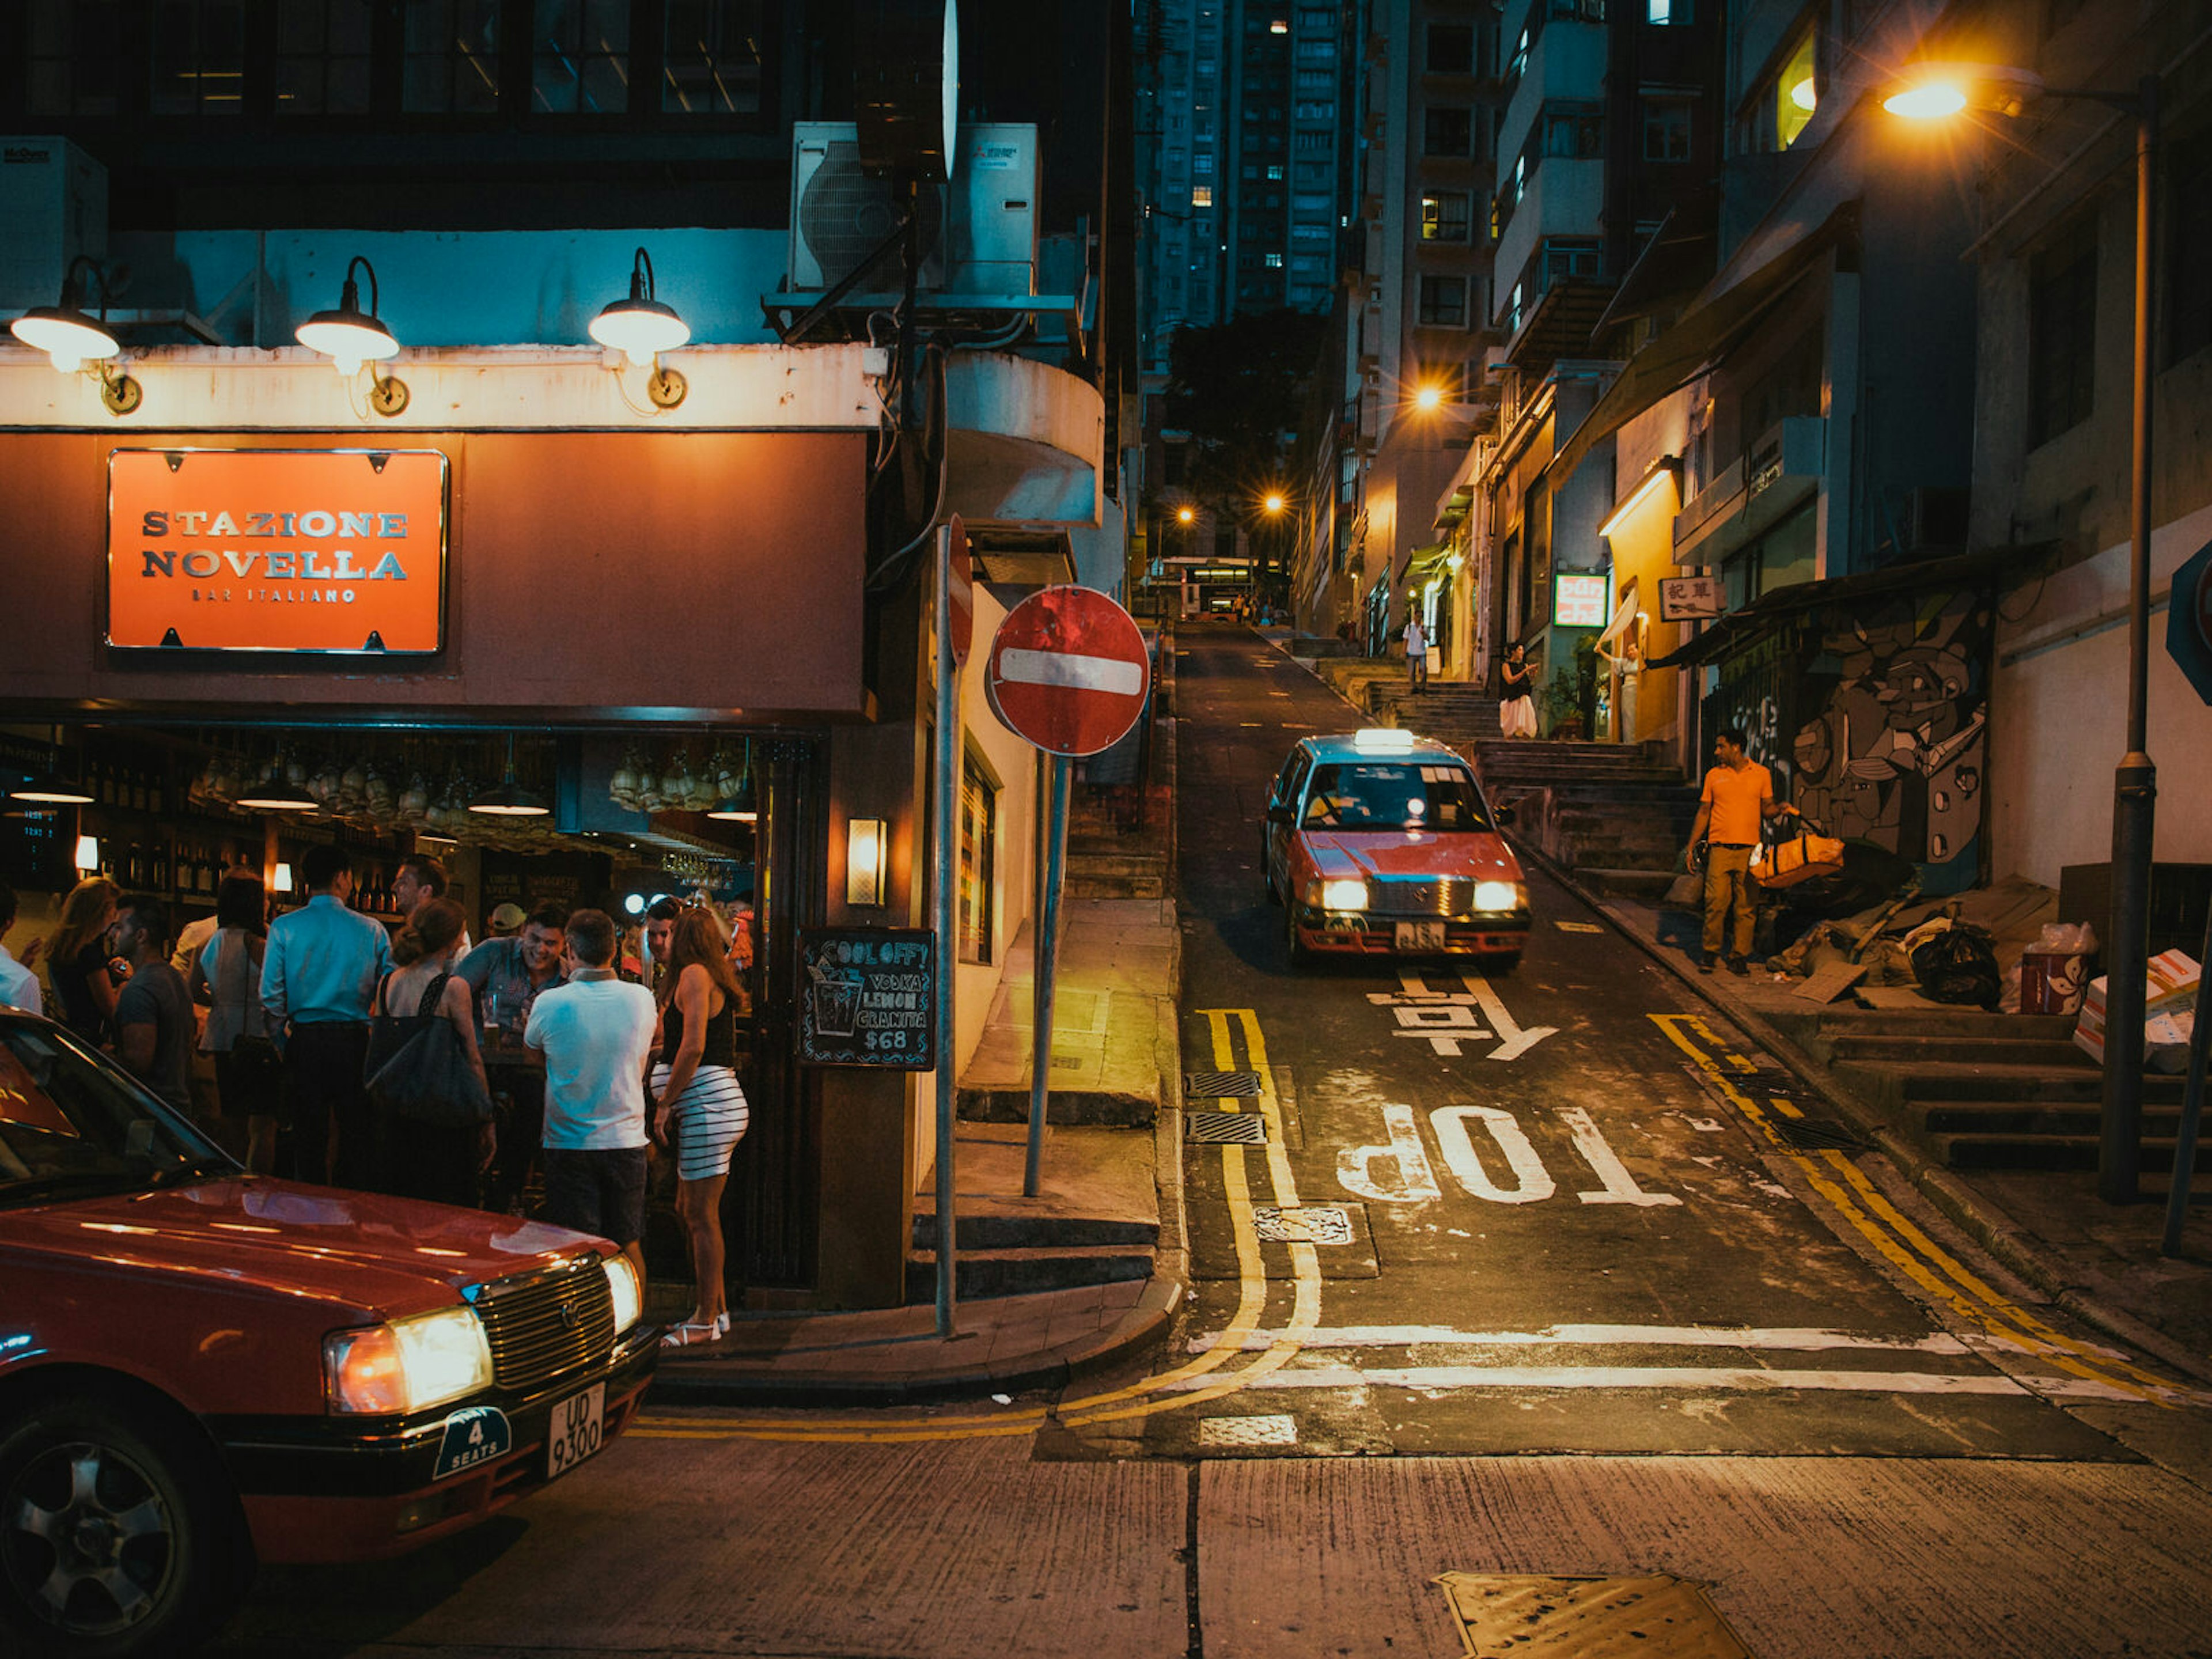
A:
[1186,1070,1262,1098]
[1434,1573,1754,1657]
[1251,1205,1354,1244]
[1188,1111,1268,1144]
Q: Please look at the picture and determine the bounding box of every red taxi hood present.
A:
[1302,829,1523,882]
[1,1177,603,1316]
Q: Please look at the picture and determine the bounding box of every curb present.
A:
[1513,834,2212,1390]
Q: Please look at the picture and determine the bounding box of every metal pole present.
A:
[2161,903,2211,1254]
[933,525,960,1336]
[2100,75,2159,1204]
[1024,753,1071,1198]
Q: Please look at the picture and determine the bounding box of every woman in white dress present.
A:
[1498,644,1538,738]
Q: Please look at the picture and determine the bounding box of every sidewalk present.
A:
[652,893,1188,1406]
[1546,854,2212,1388]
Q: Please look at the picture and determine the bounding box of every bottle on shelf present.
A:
[152,843,169,893]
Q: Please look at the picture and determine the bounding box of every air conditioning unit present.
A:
[788,122,1037,295]
[0,137,106,311]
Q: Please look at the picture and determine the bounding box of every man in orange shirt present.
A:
[1684,729,1793,975]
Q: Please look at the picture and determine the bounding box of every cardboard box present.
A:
[2073,952,2202,1065]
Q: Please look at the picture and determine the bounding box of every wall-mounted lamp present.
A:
[74,835,100,874]
[271,862,296,895]
[1596,454,1682,540]
[9,255,144,414]
[589,247,688,407]
[295,255,409,415]
[846,817,889,907]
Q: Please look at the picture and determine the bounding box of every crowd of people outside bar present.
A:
[1,849,755,1350]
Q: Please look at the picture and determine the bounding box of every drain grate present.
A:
[1771,1115,1866,1152]
[1185,1070,1262,1099]
[1251,1205,1354,1245]
[1188,1110,1268,1145]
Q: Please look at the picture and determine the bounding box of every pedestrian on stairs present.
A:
[1403,613,1429,691]
[1497,644,1537,738]
[1684,729,1793,975]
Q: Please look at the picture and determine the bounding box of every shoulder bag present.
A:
[365,970,494,1127]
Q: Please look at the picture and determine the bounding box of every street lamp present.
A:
[1887,62,2162,1202]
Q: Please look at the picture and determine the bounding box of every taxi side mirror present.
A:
[1266,803,1292,826]
[1494,804,1516,827]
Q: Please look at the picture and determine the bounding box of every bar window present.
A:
[958,757,997,964]
[534,0,630,115]
[276,0,376,116]
[662,0,764,115]
[151,0,247,117]
[404,0,502,114]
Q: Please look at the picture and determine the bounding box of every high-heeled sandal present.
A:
[659,1310,730,1349]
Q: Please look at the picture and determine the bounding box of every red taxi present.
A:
[0,1007,657,1657]
[1262,728,1531,967]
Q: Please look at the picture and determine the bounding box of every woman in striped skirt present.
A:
[650,907,749,1347]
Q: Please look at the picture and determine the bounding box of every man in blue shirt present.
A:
[260,843,392,1186]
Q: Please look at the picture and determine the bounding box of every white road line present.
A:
[998,647,1145,696]
[1163,1363,2186,1407]
[1188,1324,1975,1354]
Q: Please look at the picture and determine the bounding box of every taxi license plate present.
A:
[547,1383,605,1480]
[1394,921,1447,952]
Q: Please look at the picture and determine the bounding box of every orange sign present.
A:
[107,449,449,653]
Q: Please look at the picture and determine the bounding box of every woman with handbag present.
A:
[365,899,495,1207]
[189,872,285,1173]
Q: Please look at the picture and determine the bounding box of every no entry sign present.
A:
[986,585,1151,756]
[2168,537,2212,706]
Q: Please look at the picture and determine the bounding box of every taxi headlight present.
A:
[1474,880,1525,913]
[324,1306,494,1415]
[1321,878,1369,912]
[603,1251,642,1335]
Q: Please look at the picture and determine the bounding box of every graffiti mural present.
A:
[1705,588,1991,894]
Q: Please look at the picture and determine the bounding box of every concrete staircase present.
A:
[1361,683,1699,900]
[1779,1006,2207,1173]
[907,1123,1158,1301]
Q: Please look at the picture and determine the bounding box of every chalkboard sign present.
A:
[798,928,937,1069]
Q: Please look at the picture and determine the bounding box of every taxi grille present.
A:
[1368,877,1472,916]
[471,1256,615,1392]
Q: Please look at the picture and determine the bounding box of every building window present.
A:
[151,0,247,117]
[533,0,629,115]
[404,0,502,113]
[275,0,376,115]
[1541,106,1605,158]
[28,0,126,115]
[1541,237,1602,285]
[1192,185,1214,207]
[1507,24,1531,81]
[1646,0,1690,20]
[1421,192,1472,243]
[1266,252,1285,267]
[959,757,997,965]
[1267,164,1285,179]
[1427,23,1475,73]
[2029,218,2098,447]
[1418,275,1468,327]
[1423,106,1474,157]
[662,1,765,115]
[1772,29,1817,150]
[1642,99,1692,161]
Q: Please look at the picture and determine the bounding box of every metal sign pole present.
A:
[1024,753,1071,1198]
[933,525,960,1337]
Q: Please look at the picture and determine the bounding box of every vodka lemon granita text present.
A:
[136,507,413,604]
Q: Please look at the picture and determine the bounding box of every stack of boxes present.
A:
[2073,950,2201,1070]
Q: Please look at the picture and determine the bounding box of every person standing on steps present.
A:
[1684,729,1793,976]
[1403,612,1429,692]
[649,907,750,1349]
[1497,643,1537,739]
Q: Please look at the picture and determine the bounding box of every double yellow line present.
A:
[1653,1013,2188,1407]
[629,1009,1321,1444]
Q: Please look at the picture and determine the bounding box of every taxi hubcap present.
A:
[4,1441,173,1633]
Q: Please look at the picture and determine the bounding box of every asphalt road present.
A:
[205,620,2212,1658]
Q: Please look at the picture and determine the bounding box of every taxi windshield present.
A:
[1302,762,1493,832]
[0,1019,233,1207]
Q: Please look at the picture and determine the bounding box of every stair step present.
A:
[912,1211,1157,1251]
[1830,1036,2090,1066]
[1067,873,1166,899]
[1816,1009,2079,1040]
[904,1244,1154,1302]
[1836,1059,2188,1105]
[1931,1132,2212,1174]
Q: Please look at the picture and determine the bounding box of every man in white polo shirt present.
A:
[524,907,656,1277]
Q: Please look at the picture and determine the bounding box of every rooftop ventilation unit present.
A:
[788,122,1037,297]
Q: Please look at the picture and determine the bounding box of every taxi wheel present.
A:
[1283,902,1310,967]
[1261,855,1279,906]
[0,1395,252,1659]
[1487,950,1523,976]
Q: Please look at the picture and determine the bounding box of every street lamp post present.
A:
[1886,65,2161,1201]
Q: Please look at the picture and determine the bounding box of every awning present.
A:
[1551,202,1858,487]
[1403,543,1452,582]
[1645,543,2047,671]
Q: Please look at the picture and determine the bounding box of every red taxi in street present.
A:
[0,1007,657,1657]
[1262,728,1531,967]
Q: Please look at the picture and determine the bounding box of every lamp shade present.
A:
[10,306,120,373]
[846,817,889,906]
[10,768,94,805]
[296,257,400,373]
[469,733,550,816]
[234,774,319,810]
[74,835,100,873]
[589,248,690,366]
